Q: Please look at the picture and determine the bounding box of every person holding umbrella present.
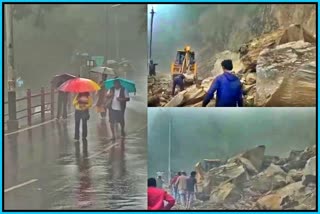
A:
[73,92,93,141]
[95,81,108,119]
[51,74,76,120]
[106,79,130,139]
[58,77,100,141]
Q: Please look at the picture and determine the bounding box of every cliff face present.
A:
[270,4,316,35]
[197,4,316,78]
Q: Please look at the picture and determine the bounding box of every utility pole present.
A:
[5,4,18,131]
[114,12,119,60]
[111,4,121,60]
[105,5,109,63]
[149,7,155,60]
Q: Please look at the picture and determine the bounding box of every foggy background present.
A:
[148,108,316,177]
[9,4,147,95]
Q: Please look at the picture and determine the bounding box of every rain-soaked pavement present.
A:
[4,85,147,210]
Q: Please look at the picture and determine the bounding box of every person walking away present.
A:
[95,82,108,119]
[73,92,93,141]
[186,171,197,209]
[175,171,188,207]
[170,172,181,200]
[172,74,185,96]
[106,79,130,139]
[148,178,175,210]
[156,175,164,189]
[202,59,243,107]
[57,91,68,120]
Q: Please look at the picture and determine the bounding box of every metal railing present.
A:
[4,87,72,130]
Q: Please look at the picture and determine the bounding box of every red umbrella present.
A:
[58,78,100,93]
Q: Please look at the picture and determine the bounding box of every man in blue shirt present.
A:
[202,60,243,107]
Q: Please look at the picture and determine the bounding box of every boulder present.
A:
[256,41,316,107]
[277,24,316,45]
[210,182,241,204]
[276,181,304,197]
[211,50,244,75]
[251,165,287,193]
[203,162,249,194]
[264,163,287,177]
[241,145,266,172]
[237,157,259,174]
[148,96,160,107]
[256,193,284,210]
[201,76,215,92]
[203,159,223,171]
[165,91,186,107]
[182,87,206,106]
[301,157,316,186]
[287,169,303,182]
[245,73,257,85]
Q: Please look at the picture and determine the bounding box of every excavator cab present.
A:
[171,46,197,83]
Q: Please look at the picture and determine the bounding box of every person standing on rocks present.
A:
[202,59,243,107]
[175,171,188,207]
[172,74,185,96]
[186,171,197,209]
[148,178,175,210]
[149,60,158,76]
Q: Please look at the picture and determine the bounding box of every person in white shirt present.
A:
[106,79,130,139]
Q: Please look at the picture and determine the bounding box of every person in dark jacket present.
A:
[149,60,158,76]
[57,91,68,120]
[172,74,185,96]
[202,59,243,107]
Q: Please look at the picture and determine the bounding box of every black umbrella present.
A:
[51,73,77,89]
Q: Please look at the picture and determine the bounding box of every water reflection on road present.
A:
[4,107,147,210]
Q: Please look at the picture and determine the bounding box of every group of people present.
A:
[56,75,130,141]
[172,59,243,107]
[169,171,197,209]
[147,171,197,210]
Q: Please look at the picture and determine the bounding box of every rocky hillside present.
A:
[189,145,316,210]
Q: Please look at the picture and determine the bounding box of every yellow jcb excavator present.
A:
[170,45,197,83]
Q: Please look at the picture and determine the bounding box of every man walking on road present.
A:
[202,59,243,107]
[107,79,130,140]
[148,178,175,210]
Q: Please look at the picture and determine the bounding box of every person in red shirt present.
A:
[148,177,175,210]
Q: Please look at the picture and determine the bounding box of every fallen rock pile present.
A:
[239,24,316,107]
[193,145,316,210]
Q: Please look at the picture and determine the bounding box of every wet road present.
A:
[4,85,147,210]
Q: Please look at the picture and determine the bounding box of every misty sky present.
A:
[148,108,316,177]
